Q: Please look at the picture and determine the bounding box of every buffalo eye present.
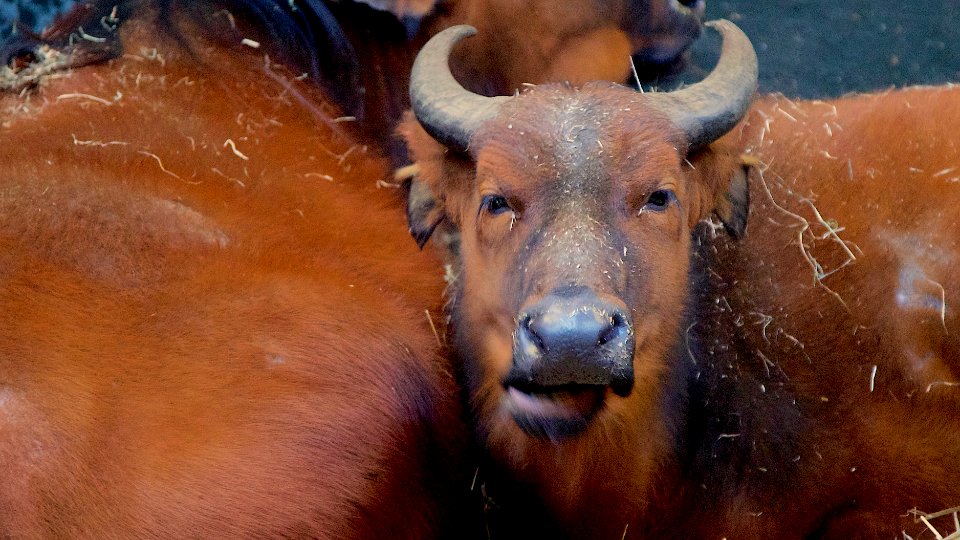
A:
[643,189,677,212]
[481,194,512,216]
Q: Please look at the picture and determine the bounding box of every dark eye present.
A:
[644,189,676,212]
[481,194,512,216]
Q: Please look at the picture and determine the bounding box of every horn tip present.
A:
[704,19,731,29]
[440,24,478,39]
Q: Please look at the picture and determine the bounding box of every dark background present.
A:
[1,0,65,37]
[2,1,959,98]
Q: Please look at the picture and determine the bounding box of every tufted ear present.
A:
[685,148,753,239]
[397,111,474,249]
[713,162,750,239]
[406,175,445,249]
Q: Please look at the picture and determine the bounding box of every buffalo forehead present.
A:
[477,90,647,294]
[478,92,604,202]
[477,85,679,207]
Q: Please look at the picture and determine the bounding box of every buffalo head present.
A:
[404,21,756,443]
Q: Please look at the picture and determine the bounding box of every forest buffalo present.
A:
[403,22,960,539]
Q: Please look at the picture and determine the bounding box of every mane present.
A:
[0,0,364,115]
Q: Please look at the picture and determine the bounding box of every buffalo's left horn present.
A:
[409,25,511,153]
[644,19,758,150]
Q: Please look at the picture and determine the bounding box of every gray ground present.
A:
[705,0,960,97]
[0,0,72,36]
[1,1,958,98]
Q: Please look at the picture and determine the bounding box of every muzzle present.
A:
[506,286,635,397]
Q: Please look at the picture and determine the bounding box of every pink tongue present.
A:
[507,386,603,418]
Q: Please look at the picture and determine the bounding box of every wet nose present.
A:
[512,288,635,396]
[521,300,631,357]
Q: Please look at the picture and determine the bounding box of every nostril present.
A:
[519,313,547,353]
[597,312,629,346]
[519,313,531,329]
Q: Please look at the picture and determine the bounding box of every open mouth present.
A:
[503,383,607,439]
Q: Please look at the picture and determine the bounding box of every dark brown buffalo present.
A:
[417,0,705,93]
[403,22,960,539]
[312,0,706,139]
[0,2,477,538]
[325,0,708,159]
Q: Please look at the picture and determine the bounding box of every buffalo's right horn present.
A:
[409,25,511,153]
[643,19,758,150]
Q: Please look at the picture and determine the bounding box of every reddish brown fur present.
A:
[427,0,703,95]
[0,0,712,534]
[403,83,960,538]
[0,6,477,538]
[2,0,703,162]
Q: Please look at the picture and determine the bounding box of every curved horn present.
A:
[646,19,758,150]
[409,25,510,152]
